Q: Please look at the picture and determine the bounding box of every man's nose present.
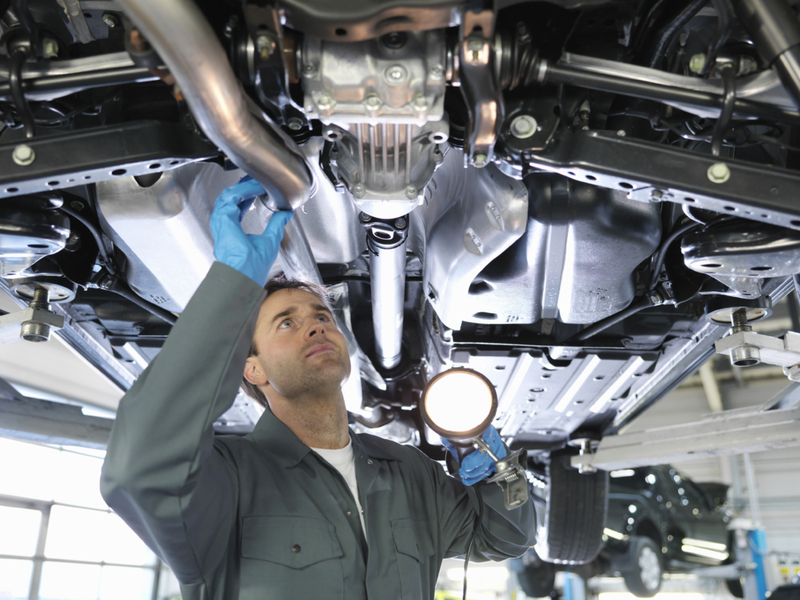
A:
[307,319,326,338]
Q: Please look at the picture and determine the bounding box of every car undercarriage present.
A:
[3,0,800,563]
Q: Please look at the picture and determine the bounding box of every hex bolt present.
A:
[731,308,750,334]
[352,183,366,198]
[302,63,318,77]
[707,162,731,184]
[12,144,35,166]
[616,129,626,137]
[429,65,444,80]
[256,34,276,59]
[394,217,408,229]
[472,153,488,168]
[102,13,119,28]
[385,65,407,85]
[510,115,537,139]
[689,53,706,74]
[317,93,333,110]
[405,186,418,199]
[41,37,59,58]
[364,96,382,110]
[359,212,372,223]
[413,96,428,111]
[287,117,304,131]
[70,200,84,211]
[651,189,664,200]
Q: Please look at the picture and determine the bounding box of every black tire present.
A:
[518,562,556,598]
[622,536,664,598]
[537,450,609,564]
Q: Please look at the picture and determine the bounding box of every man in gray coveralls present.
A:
[100,177,536,600]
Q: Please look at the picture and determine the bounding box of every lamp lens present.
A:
[424,370,495,435]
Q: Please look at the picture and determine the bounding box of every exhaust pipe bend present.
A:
[117,0,312,211]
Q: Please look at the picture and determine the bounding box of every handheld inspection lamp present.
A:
[420,367,529,510]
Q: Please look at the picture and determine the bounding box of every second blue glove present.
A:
[442,425,507,486]
[209,176,293,286]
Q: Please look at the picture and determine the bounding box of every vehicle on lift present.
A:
[2,0,800,565]
[515,465,734,598]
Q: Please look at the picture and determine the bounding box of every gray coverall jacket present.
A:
[100,262,536,600]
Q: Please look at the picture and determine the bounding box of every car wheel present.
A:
[622,536,664,598]
[518,561,556,598]
[536,450,609,564]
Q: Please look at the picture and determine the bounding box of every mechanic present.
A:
[100,177,536,600]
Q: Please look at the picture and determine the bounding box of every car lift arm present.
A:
[571,383,800,471]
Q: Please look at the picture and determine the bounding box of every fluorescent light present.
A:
[610,469,636,478]
[681,538,728,551]
[681,545,729,561]
[603,528,626,540]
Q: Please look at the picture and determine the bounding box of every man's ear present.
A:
[243,356,268,386]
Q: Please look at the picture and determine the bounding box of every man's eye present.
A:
[278,320,293,329]
[317,315,330,322]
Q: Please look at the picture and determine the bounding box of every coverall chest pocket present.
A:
[391,519,436,600]
[240,516,344,600]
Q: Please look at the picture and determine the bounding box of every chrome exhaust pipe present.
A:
[117,0,312,211]
[365,217,408,370]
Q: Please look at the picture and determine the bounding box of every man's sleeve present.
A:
[100,262,266,583]
[429,454,537,561]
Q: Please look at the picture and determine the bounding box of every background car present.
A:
[515,465,734,598]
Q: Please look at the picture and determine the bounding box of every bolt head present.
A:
[302,63,317,77]
[352,183,366,198]
[707,162,731,184]
[689,53,706,74]
[429,65,444,80]
[12,144,35,166]
[317,94,333,109]
[404,186,418,199]
[472,153,488,168]
[365,96,382,109]
[385,65,407,85]
[616,129,626,137]
[394,217,408,229]
[413,96,428,110]
[103,13,119,28]
[287,117,303,131]
[510,115,537,139]
[41,37,58,58]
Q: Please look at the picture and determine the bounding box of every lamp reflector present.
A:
[422,368,497,440]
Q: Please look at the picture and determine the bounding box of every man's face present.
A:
[246,288,351,400]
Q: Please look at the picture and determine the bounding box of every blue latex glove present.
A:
[210,176,293,286]
[442,425,507,486]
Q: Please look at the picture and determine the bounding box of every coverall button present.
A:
[292,544,301,553]
[346,510,352,516]
[367,460,373,465]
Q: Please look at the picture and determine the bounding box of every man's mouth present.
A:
[305,343,335,358]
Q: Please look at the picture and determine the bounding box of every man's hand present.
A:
[210,176,294,286]
[442,425,507,486]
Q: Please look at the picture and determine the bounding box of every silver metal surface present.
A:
[331,121,447,218]
[558,53,798,117]
[0,205,70,278]
[0,307,64,344]
[301,31,446,124]
[682,223,800,298]
[290,137,366,263]
[57,0,96,44]
[716,330,800,368]
[420,148,528,331]
[96,163,242,312]
[571,383,800,471]
[118,0,313,210]
[371,239,406,369]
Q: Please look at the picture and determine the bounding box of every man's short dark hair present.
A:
[241,274,334,407]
